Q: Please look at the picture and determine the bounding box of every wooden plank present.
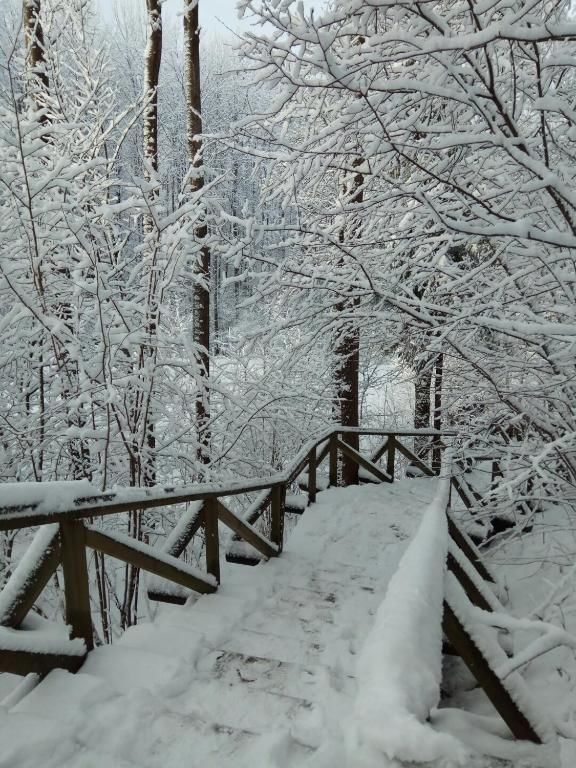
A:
[315,439,331,469]
[0,526,61,628]
[216,500,278,559]
[0,478,285,532]
[451,477,474,509]
[447,552,493,612]
[0,647,86,676]
[442,600,541,743]
[393,439,435,477]
[284,437,332,488]
[463,479,485,506]
[270,484,285,552]
[85,527,216,594]
[146,502,203,603]
[370,438,388,464]
[60,521,94,651]
[308,449,317,504]
[225,490,272,565]
[161,502,204,558]
[447,515,495,583]
[244,490,272,526]
[204,499,220,584]
[146,588,188,605]
[334,438,392,483]
[286,455,312,487]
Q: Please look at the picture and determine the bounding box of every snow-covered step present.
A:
[269,562,382,593]
[115,622,206,661]
[0,709,79,768]
[11,669,114,722]
[285,492,308,515]
[196,648,319,698]
[240,608,338,642]
[297,474,330,493]
[174,677,314,734]
[218,626,324,667]
[80,645,189,694]
[197,648,357,703]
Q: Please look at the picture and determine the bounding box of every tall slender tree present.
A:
[144,0,162,175]
[184,0,211,467]
[334,158,363,485]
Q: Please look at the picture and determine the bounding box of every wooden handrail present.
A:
[0,428,455,531]
[0,426,454,676]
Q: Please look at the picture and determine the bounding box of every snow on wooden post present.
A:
[386,435,396,481]
[204,498,220,584]
[60,520,93,652]
[270,484,285,553]
[308,448,317,504]
[329,434,339,487]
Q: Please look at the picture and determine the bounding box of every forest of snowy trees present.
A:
[1,0,576,641]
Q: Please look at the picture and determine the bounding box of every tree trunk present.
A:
[414,360,433,461]
[140,0,163,487]
[334,159,362,485]
[184,1,211,468]
[432,352,444,473]
[144,0,162,174]
[24,1,49,97]
[333,323,360,485]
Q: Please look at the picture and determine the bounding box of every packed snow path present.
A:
[0,479,441,768]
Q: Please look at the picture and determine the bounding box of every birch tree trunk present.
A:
[184,1,211,467]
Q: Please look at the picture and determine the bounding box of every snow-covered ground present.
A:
[1,478,575,767]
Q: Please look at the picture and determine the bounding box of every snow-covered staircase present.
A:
[0,480,438,768]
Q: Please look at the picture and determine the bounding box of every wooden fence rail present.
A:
[0,427,452,676]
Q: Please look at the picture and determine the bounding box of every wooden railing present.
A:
[0,427,453,676]
[395,474,548,745]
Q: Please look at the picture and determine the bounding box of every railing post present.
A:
[386,435,396,482]
[271,484,285,553]
[204,498,220,584]
[308,448,317,504]
[329,434,339,487]
[59,520,93,651]
[432,438,442,476]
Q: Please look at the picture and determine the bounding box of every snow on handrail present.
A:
[350,473,467,764]
[0,427,453,531]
